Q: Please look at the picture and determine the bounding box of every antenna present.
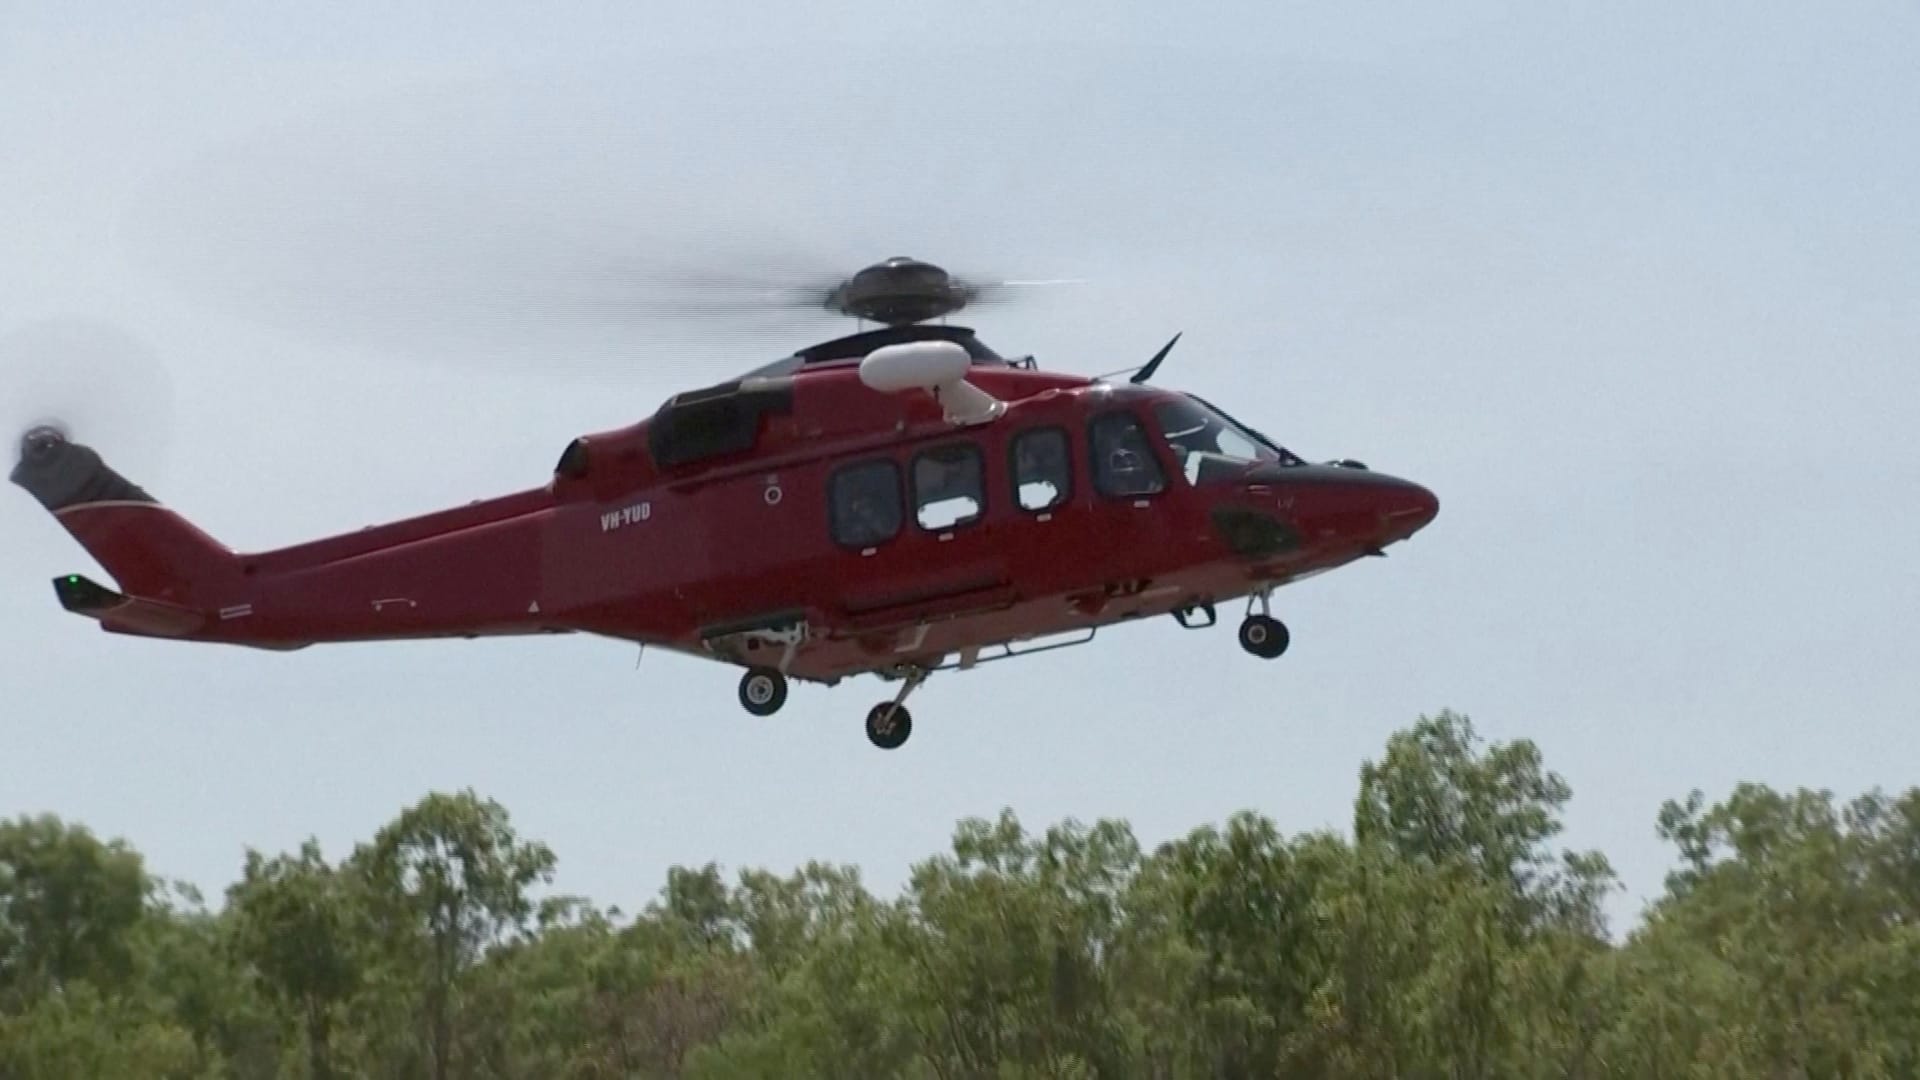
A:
[1130,332,1182,384]
[1093,332,1184,384]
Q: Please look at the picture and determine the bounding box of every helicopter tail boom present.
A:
[11,426,244,632]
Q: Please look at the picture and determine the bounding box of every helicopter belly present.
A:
[768,555,1318,683]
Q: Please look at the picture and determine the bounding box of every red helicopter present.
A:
[11,256,1438,749]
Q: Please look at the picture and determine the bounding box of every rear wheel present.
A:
[865,702,912,749]
[738,667,788,716]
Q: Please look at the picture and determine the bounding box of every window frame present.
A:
[1008,424,1074,514]
[909,440,988,534]
[1086,407,1170,499]
[827,457,905,549]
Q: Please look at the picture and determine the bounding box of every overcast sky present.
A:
[3,1,1916,932]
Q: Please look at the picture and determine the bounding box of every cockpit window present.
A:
[1152,395,1300,484]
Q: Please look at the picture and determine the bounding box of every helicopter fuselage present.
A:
[14,351,1436,690]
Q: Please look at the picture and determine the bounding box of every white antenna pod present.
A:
[858,340,1006,425]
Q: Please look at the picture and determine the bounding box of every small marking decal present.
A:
[601,501,652,531]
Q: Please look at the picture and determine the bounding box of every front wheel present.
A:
[1238,615,1290,659]
[738,667,788,716]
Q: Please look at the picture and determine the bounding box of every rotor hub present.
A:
[828,257,974,326]
[19,425,67,465]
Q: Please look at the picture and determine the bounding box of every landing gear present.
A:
[866,702,913,749]
[718,620,807,716]
[865,667,926,749]
[1239,589,1290,659]
[738,667,788,716]
[1239,615,1289,658]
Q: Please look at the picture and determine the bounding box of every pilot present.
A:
[1099,423,1162,496]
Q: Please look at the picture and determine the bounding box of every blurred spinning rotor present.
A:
[0,317,174,479]
[109,93,1086,374]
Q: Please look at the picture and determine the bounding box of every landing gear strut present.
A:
[865,668,925,750]
[738,667,788,716]
[1238,589,1290,659]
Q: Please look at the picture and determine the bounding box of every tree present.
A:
[0,814,149,1006]
[688,866,912,1079]
[0,980,200,1080]
[228,838,365,1080]
[7,713,1920,1077]
[1608,782,1920,1075]
[1353,710,1616,934]
[1118,813,1345,1076]
[138,879,283,1076]
[350,789,557,1080]
[881,810,1140,1077]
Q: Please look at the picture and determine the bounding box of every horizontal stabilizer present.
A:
[52,573,206,638]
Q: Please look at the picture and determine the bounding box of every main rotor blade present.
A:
[117,162,857,364]
[108,73,1091,373]
[964,276,1088,309]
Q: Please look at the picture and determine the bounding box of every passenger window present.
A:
[912,443,985,530]
[1089,411,1166,497]
[1011,427,1071,511]
[830,459,903,547]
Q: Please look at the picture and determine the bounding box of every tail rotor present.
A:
[0,317,175,485]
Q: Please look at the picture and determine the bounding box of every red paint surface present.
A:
[42,363,1438,683]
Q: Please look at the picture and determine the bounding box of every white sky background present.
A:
[2,1,1916,932]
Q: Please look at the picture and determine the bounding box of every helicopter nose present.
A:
[1231,463,1439,554]
[1385,478,1439,537]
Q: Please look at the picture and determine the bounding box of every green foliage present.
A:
[227,839,365,1079]
[347,788,558,1080]
[2,711,1915,1077]
[1355,709,1617,934]
[0,980,203,1080]
[0,814,149,1006]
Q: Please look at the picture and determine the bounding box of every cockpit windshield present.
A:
[1151,394,1303,484]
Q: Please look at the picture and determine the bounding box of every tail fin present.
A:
[11,426,240,610]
